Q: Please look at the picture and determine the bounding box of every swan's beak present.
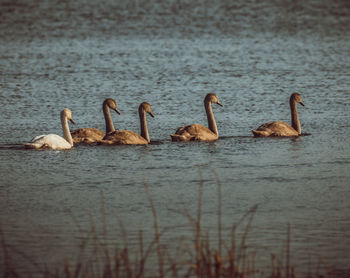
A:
[217,102,223,107]
[149,112,155,118]
[300,102,305,106]
[70,119,75,124]
[114,108,121,115]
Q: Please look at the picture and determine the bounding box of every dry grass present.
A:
[1,172,349,278]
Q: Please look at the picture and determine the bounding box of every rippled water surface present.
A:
[1,0,350,275]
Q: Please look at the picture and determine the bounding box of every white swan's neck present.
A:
[139,108,150,142]
[290,98,301,134]
[61,113,73,146]
[205,101,218,136]
[103,103,115,134]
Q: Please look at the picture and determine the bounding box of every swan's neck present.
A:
[205,101,218,136]
[61,114,73,146]
[139,108,150,142]
[103,103,115,134]
[290,98,301,134]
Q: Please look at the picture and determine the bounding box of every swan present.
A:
[71,98,120,144]
[170,93,223,142]
[100,102,154,145]
[251,92,305,137]
[24,108,75,150]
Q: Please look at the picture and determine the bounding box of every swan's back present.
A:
[24,134,72,150]
[252,121,299,137]
[71,128,105,144]
[102,130,148,145]
[171,124,218,142]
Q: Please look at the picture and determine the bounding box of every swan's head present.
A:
[104,98,120,114]
[291,93,304,106]
[205,93,223,107]
[139,102,154,118]
[61,108,75,124]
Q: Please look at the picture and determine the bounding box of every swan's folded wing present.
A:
[25,134,72,150]
[101,130,148,145]
[252,121,298,137]
[71,128,105,144]
[31,134,47,142]
[171,124,217,141]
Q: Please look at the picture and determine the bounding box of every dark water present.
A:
[1,0,350,275]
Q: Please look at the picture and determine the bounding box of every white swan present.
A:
[71,98,120,144]
[252,92,305,137]
[24,108,75,150]
[101,102,154,145]
[170,93,223,142]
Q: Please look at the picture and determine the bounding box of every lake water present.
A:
[0,0,350,276]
